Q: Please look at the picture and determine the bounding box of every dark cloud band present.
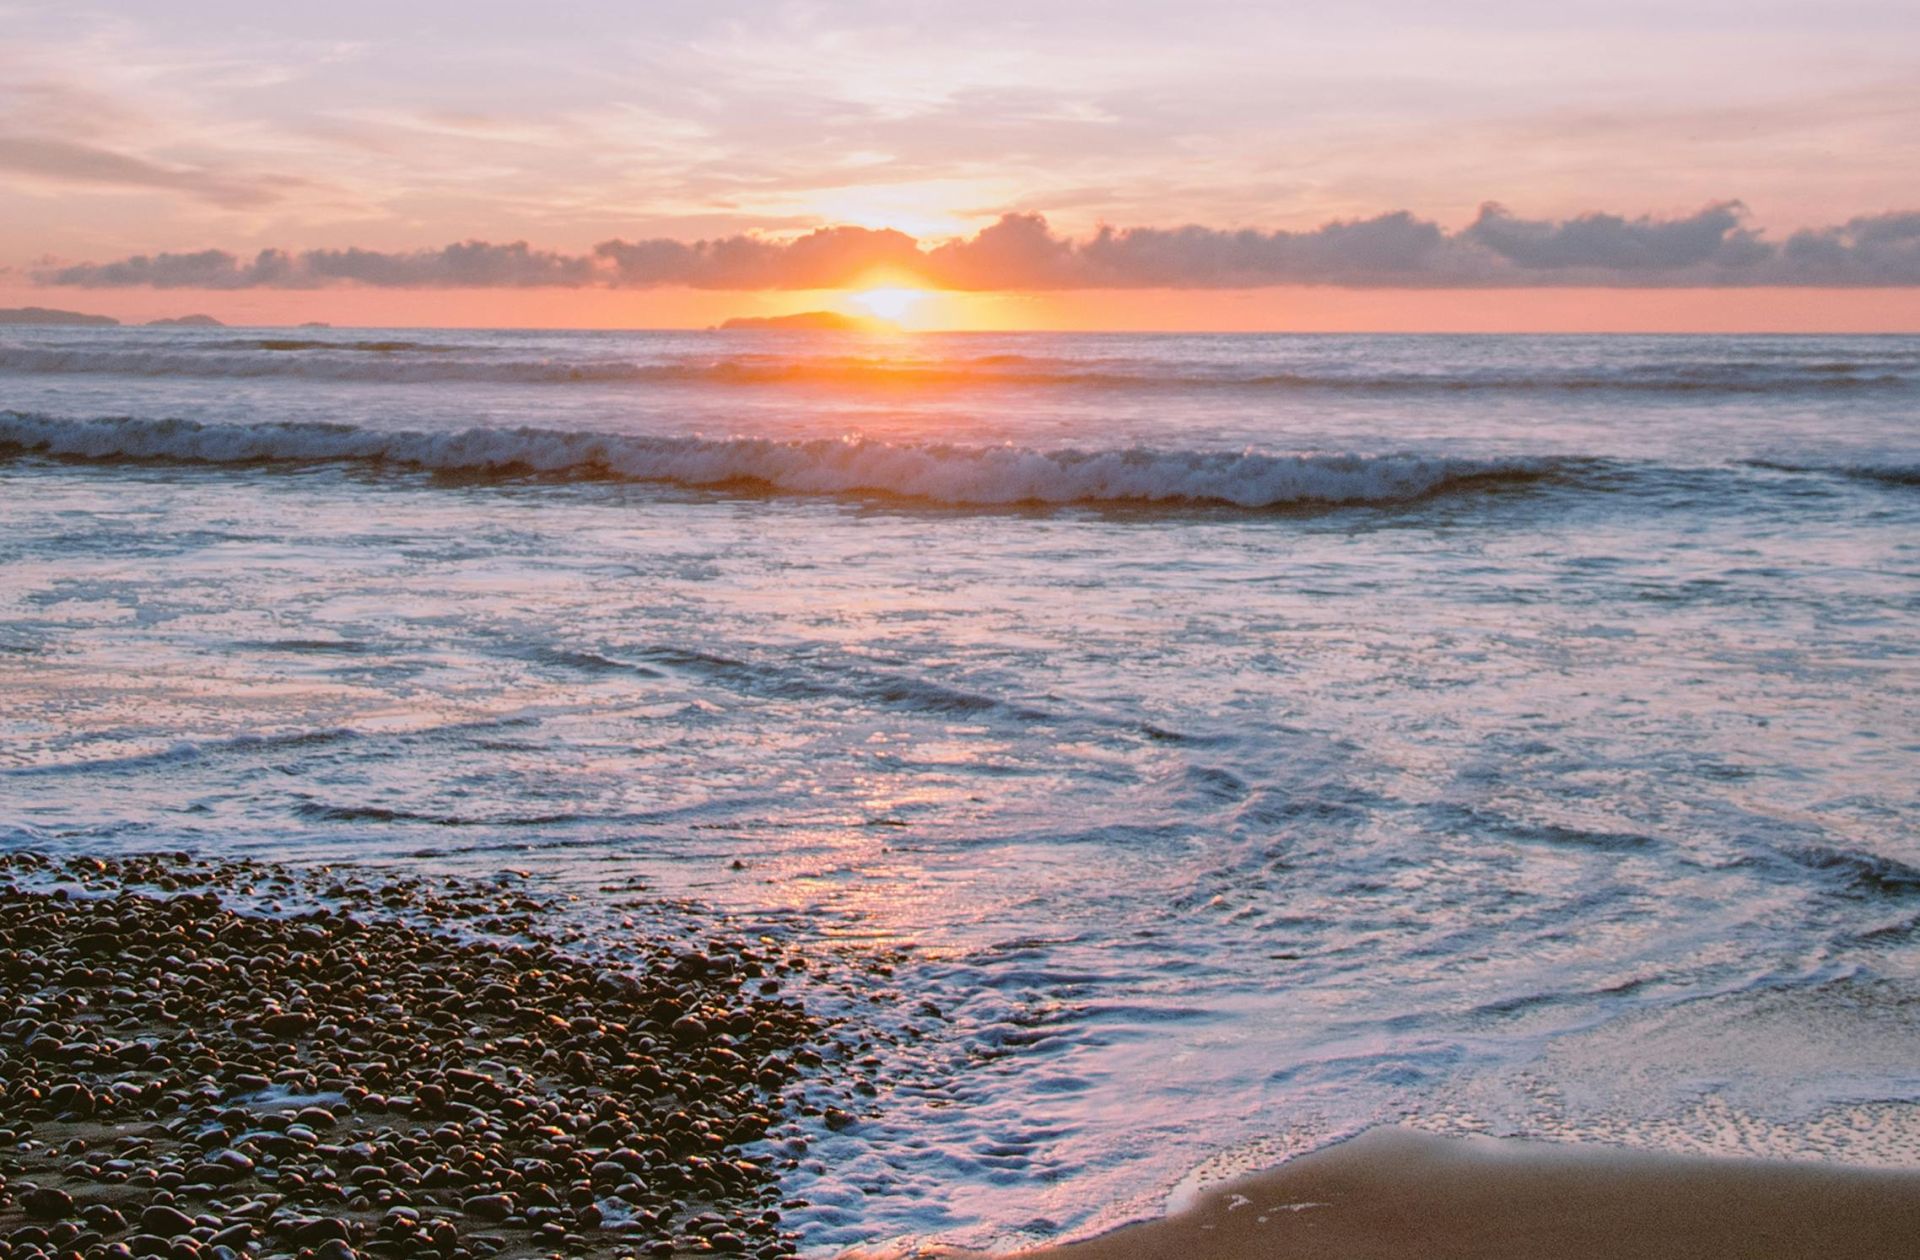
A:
[35,203,1920,290]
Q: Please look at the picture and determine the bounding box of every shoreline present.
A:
[8,852,1920,1259]
[1018,1126,1920,1260]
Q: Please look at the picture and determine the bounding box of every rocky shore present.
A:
[0,852,838,1260]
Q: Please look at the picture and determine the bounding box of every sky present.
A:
[2,0,1918,330]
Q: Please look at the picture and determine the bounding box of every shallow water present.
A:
[3,327,1918,1249]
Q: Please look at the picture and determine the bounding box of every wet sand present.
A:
[1026,1127,1920,1260]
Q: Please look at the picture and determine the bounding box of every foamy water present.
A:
[3,326,1919,1249]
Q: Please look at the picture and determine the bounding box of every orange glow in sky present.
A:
[844,287,931,325]
[4,5,1916,331]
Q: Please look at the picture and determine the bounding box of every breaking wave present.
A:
[0,411,1574,508]
[1743,458,1920,488]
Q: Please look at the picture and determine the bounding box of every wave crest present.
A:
[1743,458,1920,488]
[0,411,1568,508]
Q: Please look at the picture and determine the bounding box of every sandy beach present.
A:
[1023,1127,1920,1260]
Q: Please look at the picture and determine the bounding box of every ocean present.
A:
[3,326,1918,1250]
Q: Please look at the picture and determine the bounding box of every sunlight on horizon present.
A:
[848,286,929,324]
[846,286,930,325]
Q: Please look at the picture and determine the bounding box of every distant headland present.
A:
[0,307,225,328]
[146,314,225,327]
[0,306,119,326]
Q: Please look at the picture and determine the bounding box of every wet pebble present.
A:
[0,852,830,1260]
[19,1190,71,1223]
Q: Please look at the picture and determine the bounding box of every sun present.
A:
[846,286,928,324]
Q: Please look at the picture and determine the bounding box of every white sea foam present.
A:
[0,411,1564,507]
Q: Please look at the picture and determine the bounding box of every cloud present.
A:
[0,134,287,209]
[595,226,924,288]
[39,241,600,289]
[1048,211,1453,287]
[1780,212,1920,285]
[35,203,1920,290]
[1462,201,1771,271]
[303,241,600,287]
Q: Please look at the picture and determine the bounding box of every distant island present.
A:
[299,321,332,328]
[0,306,119,327]
[716,310,884,332]
[0,307,232,328]
[146,314,225,327]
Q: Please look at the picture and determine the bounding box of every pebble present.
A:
[19,1189,72,1222]
[0,851,829,1260]
[138,1208,194,1238]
